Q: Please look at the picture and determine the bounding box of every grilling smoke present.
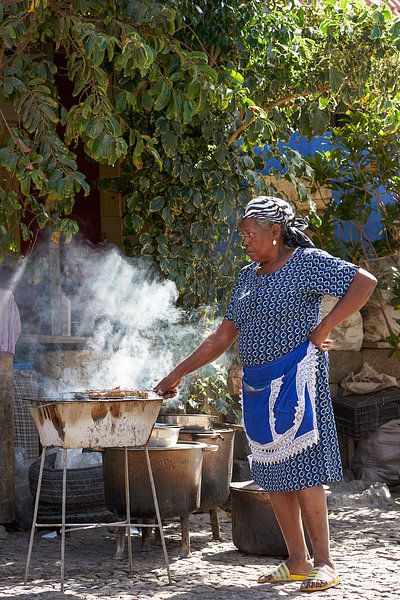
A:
[15,240,208,398]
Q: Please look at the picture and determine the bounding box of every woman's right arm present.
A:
[154,318,238,397]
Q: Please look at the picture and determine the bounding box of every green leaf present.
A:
[150,196,165,211]
[146,145,162,170]
[3,77,14,97]
[133,136,144,168]
[329,67,345,93]
[309,105,329,136]
[243,155,254,169]
[162,206,173,223]
[186,80,201,100]
[154,80,171,111]
[225,69,244,84]
[161,130,178,157]
[213,187,226,203]
[21,223,33,241]
[182,100,194,125]
[318,97,329,110]
[215,144,227,165]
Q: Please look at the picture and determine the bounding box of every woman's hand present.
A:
[154,369,182,398]
[309,324,334,352]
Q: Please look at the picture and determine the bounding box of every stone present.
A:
[329,351,362,384]
[322,297,364,351]
[361,349,400,379]
[360,255,400,347]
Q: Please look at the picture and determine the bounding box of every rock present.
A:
[322,297,364,351]
[360,255,400,347]
[327,480,395,508]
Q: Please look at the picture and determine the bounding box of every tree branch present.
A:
[227,118,254,146]
[227,84,331,146]
[209,48,220,68]
[263,84,330,111]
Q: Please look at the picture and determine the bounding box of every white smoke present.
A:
[36,240,207,395]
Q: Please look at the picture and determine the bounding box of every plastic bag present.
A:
[53,448,102,469]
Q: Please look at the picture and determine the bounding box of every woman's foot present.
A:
[286,558,313,576]
[300,564,341,592]
[257,559,312,583]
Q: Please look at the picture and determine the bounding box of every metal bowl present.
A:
[149,424,182,447]
[158,414,218,431]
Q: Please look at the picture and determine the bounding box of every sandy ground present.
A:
[0,488,399,600]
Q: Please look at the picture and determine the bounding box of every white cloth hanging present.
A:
[0,288,21,353]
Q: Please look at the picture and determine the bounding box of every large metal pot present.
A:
[28,396,163,448]
[178,428,235,512]
[230,481,313,556]
[159,413,218,430]
[103,443,206,519]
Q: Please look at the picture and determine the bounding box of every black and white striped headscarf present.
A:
[242,196,315,248]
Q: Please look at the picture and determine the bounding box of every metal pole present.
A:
[60,447,67,593]
[124,446,132,574]
[24,447,46,584]
[144,445,172,584]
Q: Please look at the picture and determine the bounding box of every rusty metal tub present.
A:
[28,396,163,448]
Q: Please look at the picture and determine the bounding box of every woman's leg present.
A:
[268,490,312,574]
[296,484,339,590]
[296,485,334,569]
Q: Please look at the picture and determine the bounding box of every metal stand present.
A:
[24,445,172,592]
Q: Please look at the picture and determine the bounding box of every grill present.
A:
[24,390,172,592]
[28,392,162,448]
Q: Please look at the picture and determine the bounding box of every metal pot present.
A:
[230,481,313,556]
[149,424,182,447]
[103,443,209,519]
[159,413,218,430]
[28,396,163,448]
[179,428,235,512]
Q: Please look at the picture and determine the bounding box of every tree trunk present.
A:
[0,352,15,523]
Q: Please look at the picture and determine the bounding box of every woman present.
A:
[155,196,377,592]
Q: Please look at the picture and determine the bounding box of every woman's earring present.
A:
[272,239,277,246]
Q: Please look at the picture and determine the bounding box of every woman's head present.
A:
[241,196,314,250]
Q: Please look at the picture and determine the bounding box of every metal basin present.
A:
[159,414,218,430]
[28,397,163,448]
[149,424,182,447]
[179,428,235,512]
[103,443,205,519]
[230,481,312,556]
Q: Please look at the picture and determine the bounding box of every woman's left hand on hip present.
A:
[309,327,334,352]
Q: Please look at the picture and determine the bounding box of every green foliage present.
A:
[187,364,238,421]
[307,93,400,354]
[0,0,400,308]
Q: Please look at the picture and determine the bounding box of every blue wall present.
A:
[256,132,388,243]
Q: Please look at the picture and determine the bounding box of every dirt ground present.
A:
[0,485,399,600]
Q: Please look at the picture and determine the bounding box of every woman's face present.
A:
[239,219,276,262]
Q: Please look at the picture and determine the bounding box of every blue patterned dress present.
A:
[225,247,357,492]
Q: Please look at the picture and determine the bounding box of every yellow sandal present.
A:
[257,562,309,584]
[300,565,341,592]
